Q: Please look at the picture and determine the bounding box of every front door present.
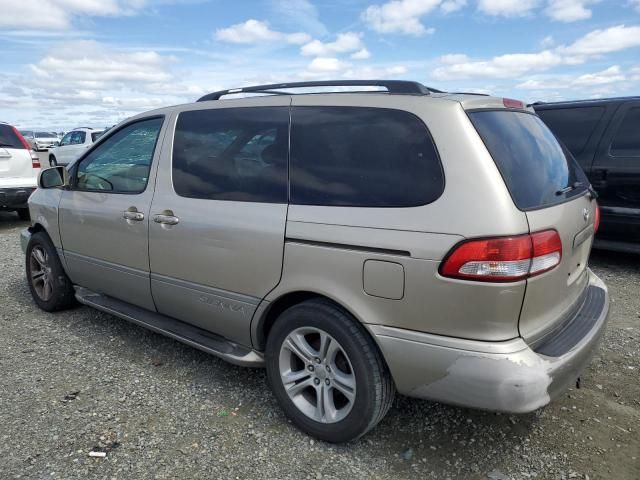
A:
[59,116,166,310]
[591,101,640,243]
[148,101,290,345]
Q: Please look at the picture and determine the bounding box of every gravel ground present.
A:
[0,210,638,480]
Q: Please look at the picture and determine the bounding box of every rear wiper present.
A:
[555,181,584,196]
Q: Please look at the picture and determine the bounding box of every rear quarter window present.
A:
[611,107,640,157]
[469,110,588,210]
[536,106,605,156]
[290,106,443,207]
[0,125,25,149]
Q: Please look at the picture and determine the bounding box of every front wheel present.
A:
[26,232,77,311]
[266,299,395,442]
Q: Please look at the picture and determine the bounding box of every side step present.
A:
[74,287,264,367]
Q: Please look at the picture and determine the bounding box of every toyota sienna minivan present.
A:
[21,80,609,442]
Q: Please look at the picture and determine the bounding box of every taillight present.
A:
[11,126,40,168]
[593,203,600,234]
[440,230,562,282]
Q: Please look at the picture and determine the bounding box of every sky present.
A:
[1,0,640,130]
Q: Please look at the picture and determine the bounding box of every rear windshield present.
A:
[0,125,25,149]
[469,110,588,210]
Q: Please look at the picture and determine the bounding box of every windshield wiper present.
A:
[555,181,584,196]
[0,143,16,147]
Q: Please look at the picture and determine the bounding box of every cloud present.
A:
[441,0,467,13]
[301,32,365,56]
[517,66,625,90]
[215,19,311,45]
[544,0,598,22]
[558,24,640,56]
[0,40,209,129]
[351,48,372,60]
[362,0,441,35]
[477,0,541,17]
[269,0,328,36]
[434,24,640,80]
[307,57,350,73]
[0,0,146,29]
[433,50,564,80]
[29,41,175,84]
[540,35,555,48]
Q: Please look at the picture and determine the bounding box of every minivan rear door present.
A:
[470,109,598,344]
[148,100,290,346]
[590,101,640,243]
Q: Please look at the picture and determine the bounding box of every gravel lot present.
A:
[0,210,638,480]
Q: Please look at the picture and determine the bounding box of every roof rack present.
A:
[197,80,442,102]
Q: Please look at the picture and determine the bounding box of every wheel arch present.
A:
[251,290,383,356]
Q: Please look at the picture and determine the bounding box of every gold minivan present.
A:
[22,80,609,442]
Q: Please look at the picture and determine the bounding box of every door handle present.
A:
[153,214,180,226]
[123,210,144,221]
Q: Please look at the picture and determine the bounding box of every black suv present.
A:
[535,97,640,253]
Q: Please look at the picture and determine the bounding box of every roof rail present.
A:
[197,80,441,102]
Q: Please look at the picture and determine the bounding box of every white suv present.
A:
[49,127,104,167]
[0,121,41,220]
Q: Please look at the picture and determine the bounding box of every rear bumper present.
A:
[0,187,35,209]
[371,269,609,413]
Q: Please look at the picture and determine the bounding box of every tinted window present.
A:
[172,107,288,203]
[76,117,163,193]
[290,107,443,207]
[71,131,86,145]
[536,107,604,155]
[611,107,640,157]
[470,110,588,210]
[91,131,104,142]
[60,132,73,146]
[0,125,25,149]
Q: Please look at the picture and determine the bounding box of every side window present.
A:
[75,117,163,193]
[71,131,86,145]
[611,107,640,157]
[290,106,443,207]
[60,133,72,146]
[91,131,103,142]
[536,106,605,156]
[172,107,288,203]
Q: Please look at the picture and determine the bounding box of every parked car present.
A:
[0,121,41,220]
[22,80,609,442]
[19,130,59,151]
[48,127,104,167]
[534,97,640,253]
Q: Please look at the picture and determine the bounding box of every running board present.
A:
[74,287,264,367]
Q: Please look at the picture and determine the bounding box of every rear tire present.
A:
[25,232,77,312]
[49,155,57,167]
[265,298,395,442]
[17,208,30,221]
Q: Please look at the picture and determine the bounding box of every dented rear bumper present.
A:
[370,269,609,413]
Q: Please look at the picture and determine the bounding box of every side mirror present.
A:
[38,166,69,189]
